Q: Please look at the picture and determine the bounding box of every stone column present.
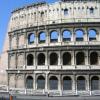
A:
[45,72,48,91]
[16,33,18,49]
[9,35,12,50]
[59,2,62,23]
[97,28,100,41]
[84,28,88,42]
[86,75,90,92]
[45,30,48,45]
[74,51,76,66]
[45,51,48,66]
[34,73,36,90]
[58,74,62,96]
[58,51,61,66]
[85,50,89,65]
[24,74,27,94]
[72,75,76,93]
[15,52,17,69]
[36,30,38,46]
[34,51,37,69]
[72,51,75,65]
[24,51,26,69]
[60,50,62,66]
[34,31,37,46]
[24,32,27,48]
[88,50,90,66]
[48,30,50,46]
[58,28,61,43]
[98,52,100,65]
[15,74,17,88]
[74,74,77,95]
[89,75,91,95]
[72,28,75,42]
[8,53,10,69]
[7,73,9,91]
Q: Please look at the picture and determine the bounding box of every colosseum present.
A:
[0,0,100,99]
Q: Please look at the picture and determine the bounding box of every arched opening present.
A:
[88,29,97,41]
[26,76,33,89]
[50,53,58,65]
[76,52,85,65]
[38,53,45,65]
[64,9,68,15]
[63,52,71,65]
[37,75,45,89]
[49,76,58,90]
[27,54,33,66]
[41,12,44,19]
[91,76,99,90]
[38,32,46,43]
[77,76,86,90]
[34,12,36,21]
[28,33,35,44]
[90,52,98,65]
[89,7,94,14]
[63,76,72,90]
[62,30,71,41]
[50,31,58,42]
[75,29,84,41]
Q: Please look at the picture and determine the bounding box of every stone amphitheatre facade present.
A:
[0,0,100,99]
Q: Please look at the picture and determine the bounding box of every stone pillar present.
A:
[98,51,100,65]
[89,75,91,95]
[34,31,37,46]
[24,32,27,48]
[58,75,62,95]
[74,51,76,66]
[45,72,48,91]
[97,28,100,41]
[74,74,77,95]
[15,74,17,88]
[45,51,48,66]
[72,28,75,42]
[48,30,50,46]
[58,51,61,66]
[72,51,74,65]
[84,28,88,42]
[34,73,36,90]
[72,75,76,92]
[60,74,62,96]
[24,52,26,69]
[60,50,62,66]
[36,30,38,46]
[8,53,10,69]
[24,74,27,94]
[34,52,37,69]
[88,50,90,66]
[58,28,61,43]
[15,52,17,69]
[9,35,12,50]
[85,50,89,65]
[86,75,90,91]
[59,2,62,23]
[8,74,10,89]
[47,33,49,46]
[86,27,89,41]
[47,51,50,69]
[16,33,18,49]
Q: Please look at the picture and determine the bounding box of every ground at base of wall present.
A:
[1,94,100,100]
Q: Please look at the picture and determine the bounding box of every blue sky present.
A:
[0,0,57,54]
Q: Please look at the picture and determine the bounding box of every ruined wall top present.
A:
[8,0,100,32]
